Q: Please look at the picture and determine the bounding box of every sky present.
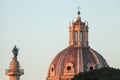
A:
[0,0,120,80]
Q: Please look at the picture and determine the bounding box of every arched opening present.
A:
[69,31,71,41]
[64,63,74,75]
[51,67,54,72]
[75,31,78,43]
[80,31,83,41]
[67,66,71,71]
[50,64,55,76]
[89,66,93,71]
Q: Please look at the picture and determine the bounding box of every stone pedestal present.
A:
[6,57,24,80]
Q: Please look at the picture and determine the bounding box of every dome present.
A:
[46,11,108,80]
[47,46,108,80]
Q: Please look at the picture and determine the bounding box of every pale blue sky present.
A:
[0,0,120,80]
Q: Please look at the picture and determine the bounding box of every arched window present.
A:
[80,31,83,41]
[50,64,55,72]
[50,64,55,76]
[69,31,71,41]
[67,66,71,71]
[75,31,78,42]
[51,67,54,72]
[89,66,93,71]
[64,62,74,75]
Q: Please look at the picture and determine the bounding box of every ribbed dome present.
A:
[46,11,108,80]
[47,46,108,80]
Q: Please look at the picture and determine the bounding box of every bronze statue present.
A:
[12,45,19,58]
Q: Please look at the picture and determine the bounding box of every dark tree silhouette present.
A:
[72,67,120,80]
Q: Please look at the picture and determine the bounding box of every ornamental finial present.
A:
[77,6,80,15]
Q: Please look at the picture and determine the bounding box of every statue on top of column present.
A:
[12,45,19,58]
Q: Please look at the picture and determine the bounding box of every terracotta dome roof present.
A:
[47,46,108,79]
[46,11,108,80]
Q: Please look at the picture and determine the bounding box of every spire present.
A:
[77,6,80,15]
[76,6,81,21]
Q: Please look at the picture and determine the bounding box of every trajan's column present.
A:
[5,45,24,80]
